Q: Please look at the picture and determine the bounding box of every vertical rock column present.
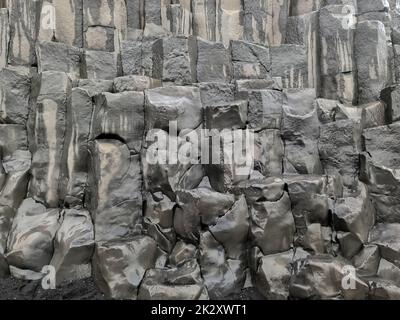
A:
[319,5,357,104]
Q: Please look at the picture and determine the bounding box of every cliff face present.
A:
[1,0,400,300]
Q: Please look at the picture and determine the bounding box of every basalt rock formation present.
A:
[1,0,400,300]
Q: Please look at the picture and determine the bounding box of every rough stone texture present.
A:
[2,0,400,300]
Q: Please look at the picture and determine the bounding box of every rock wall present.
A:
[1,0,400,300]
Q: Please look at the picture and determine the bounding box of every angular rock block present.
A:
[235,78,281,100]
[255,249,309,300]
[91,92,145,153]
[84,50,118,80]
[231,40,271,79]
[199,82,235,106]
[334,184,375,246]
[145,86,203,131]
[197,38,232,82]
[271,45,309,89]
[207,195,249,259]
[144,192,176,253]
[284,175,338,238]
[50,209,94,284]
[121,39,163,78]
[199,230,246,299]
[0,149,31,277]
[253,129,284,177]
[369,223,400,267]
[94,236,163,299]
[249,192,295,255]
[143,129,204,199]
[364,123,400,169]
[29,72,71,208]
[204,100,247,130]
[78,79,114,97]
[138,259,208,300]
[0,125,28,158]
[88,140,143,243]
[353,244,380,277]
[247,89,284,130]
[319,5,356,104]
[6,198,60,274]
[176,187,235,229]
[361,123,400,222]
[360,154,400,223]
[0,66,31,125]
[206,129,254,192]
[113,75,161,92]
[355,20,388,104]
[169,241,198,267]
[38,0,84,47]
[0,8,9,69]
[8,0,41,65]
[161,36,197,85]
[319,120,362,191]
[282,106,322,175]
[230,177,286,204]
[36,41,83,79]
[290,255,369,300]
[381,85,400,123]
[83,0,127,36]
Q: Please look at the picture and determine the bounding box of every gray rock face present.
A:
[36,41,82,79]
[3,0,400,300]
[271,45,309,89]
[319,5,356,104]
[197,38,232,82]
[290,255,369,299]
[250,192,295,255]
[6,198,60,273]
[231,40,271,79]
[0,66,31,125]
[138,259,208,300]
[145,86,203,131]
[355,20,388,104]
[94,236,163,299]
[50,209,94,284]
[91,92,145,153]
[319,120,362,191]
[29,71,71,208]
[88,140,143,243]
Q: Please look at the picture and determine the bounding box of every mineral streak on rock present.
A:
[1,0,400,300]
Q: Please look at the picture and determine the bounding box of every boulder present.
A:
[6,199,60,274]
[250,192,295,255]
[50,209,94,284]
[138,259,208,300]
[93,236,163,299]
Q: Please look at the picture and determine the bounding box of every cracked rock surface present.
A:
[1,0,400,300]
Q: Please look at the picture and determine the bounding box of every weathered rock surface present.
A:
[2,0,400,300]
